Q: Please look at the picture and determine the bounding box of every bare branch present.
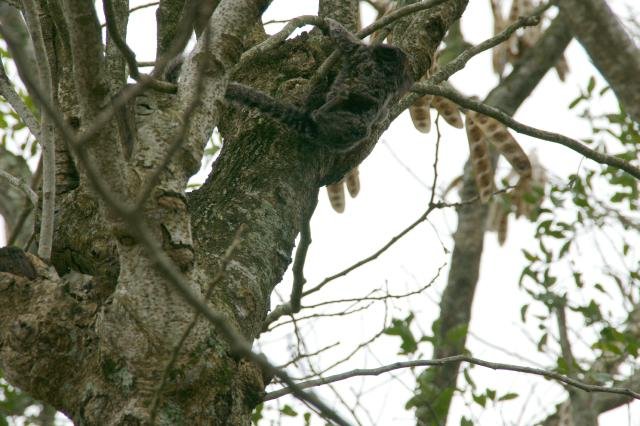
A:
[415,85,640,181]
[262,199,317,326]
[0,61,39,139]
[264,355,640,402]
[558,0,640,122]
[428,6,547,85]
[103,0,140,79]
[0,170,38,206]
[59,0,104,115]
[394,3,552,116]
[19,0,55,262]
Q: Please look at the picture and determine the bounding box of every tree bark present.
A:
[558,0,640,123]
[0,1,468,424]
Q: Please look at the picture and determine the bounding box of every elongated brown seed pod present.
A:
[431,96,464,128]
[327,180,346,213]
[464,114,495,202]
[409,94,434,133]
[345,167,360,198]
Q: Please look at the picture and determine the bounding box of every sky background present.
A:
[2,1,639,425]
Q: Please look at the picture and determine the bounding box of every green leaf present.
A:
[486,388,496,401]
[472,393,486,407]
[537,333,548,352]
[587,76,596,94]
[568,95,583,109]
[460,417,474,426]
[498,392,519,401]
[280,405,298,417]
[384,313,419,355]
[251,403,264,424]
[520,304,529,322]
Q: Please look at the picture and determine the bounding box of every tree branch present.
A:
[20,0,55,261]
[0,170,38,206]
[0,59,39,139]
[264,355,640,402]
[103,0,140,79]
[319,0,358,31]
[414,85,640,181]
[558,0,640,122]
[59,0,104,115]
[262,199,316,326]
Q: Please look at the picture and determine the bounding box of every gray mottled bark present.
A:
[319,0,359,31]
[558,0,640,123]
[0,0,466,424]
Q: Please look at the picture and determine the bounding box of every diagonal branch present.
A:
[414,84,640,181]
[558,0,640,123]
[103,0,140,79]
[262,199,317,327]
[0,61,39,139]
[264,355,640,402]
[0,170,38,206]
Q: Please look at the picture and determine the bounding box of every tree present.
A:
[0,0,638,425]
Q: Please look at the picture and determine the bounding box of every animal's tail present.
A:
[225,82,312,134]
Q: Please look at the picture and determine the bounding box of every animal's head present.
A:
[372,44,414,93]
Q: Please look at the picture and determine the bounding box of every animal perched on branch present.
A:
[225,18,414,153]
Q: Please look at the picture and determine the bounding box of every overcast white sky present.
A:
[2,1,640,425]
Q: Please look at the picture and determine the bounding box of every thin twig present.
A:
[100,2,160,28]
[0,61,40,139]
[278,342,340,369]
[0,170,38,206]
[103,0,140,79]
[301,204,437,297]
[428,8,546,85]
[8,159,41,247]
[415,85,640,181]
[264,355,640,401]
[302,267,442,310]
[262,198,317,327]
[429,113,443,205]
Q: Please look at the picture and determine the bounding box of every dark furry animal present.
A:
[225,18,414,152]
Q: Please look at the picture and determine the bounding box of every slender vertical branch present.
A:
[20,0,55,262]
